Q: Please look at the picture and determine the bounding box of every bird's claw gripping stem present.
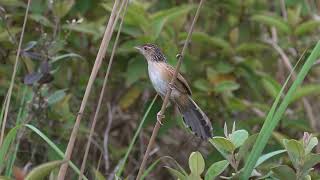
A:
[157,112,165,125]
[168,82,174,90]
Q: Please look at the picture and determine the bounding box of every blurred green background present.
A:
[1,0,320,179]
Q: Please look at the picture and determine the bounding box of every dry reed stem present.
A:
[0,0,31,147]
[77,0,129,178]
[136,0,205,179]
[57,0,121,179]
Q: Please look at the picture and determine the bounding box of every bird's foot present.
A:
[157,112,165,125]
[168,82,174,90]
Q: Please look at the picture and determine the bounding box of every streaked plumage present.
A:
[135,43,213,140]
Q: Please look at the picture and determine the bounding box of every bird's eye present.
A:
[143,46,148,50]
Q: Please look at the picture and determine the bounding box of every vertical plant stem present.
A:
[0,0,31,147]
[77,0,128,179]
[57,0,121,179]
[135,0,205,179]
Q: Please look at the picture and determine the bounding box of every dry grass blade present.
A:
[57,0,122,179]
[77,0,129,179]
[135,0,205,179]
[0,0,31,147]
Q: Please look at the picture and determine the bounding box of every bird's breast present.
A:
[148,63,168,96]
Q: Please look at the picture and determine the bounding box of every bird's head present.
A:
[135,43,167,62]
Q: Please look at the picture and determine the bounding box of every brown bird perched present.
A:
[135,43,213,140]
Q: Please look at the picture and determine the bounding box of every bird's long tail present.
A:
[176,95,213,140]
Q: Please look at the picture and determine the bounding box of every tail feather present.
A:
[177,96,212,140]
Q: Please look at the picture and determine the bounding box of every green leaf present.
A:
[283,139,305,168]
[165,166,187,180]
[210,137,236,153]
[305,137,318,154]
[189,152,205,176]
[24,124,88,180]
[47,89,67,105]
[25,160,66,180]
[52,0,75,18]
[142,156,188,180]
[0,125,21,168]
[116,96,157,177]
[205,160,229,180]
[229,130,249,148]
[262,76,281,98]
[194,79,211,92]
[0,176,14,180]
[295,20,320,36]
[125,57,147,86]
[236,42,269,54]
[179,32,232,53]
[151,5,195,39]
[271,165,296,180]
[255,150,286,168]
[251,14,291,34]
[241,41,320,179]
[291,84,320,103]
[51,53,84,64]
[237,134,258,163]
[93,168,105,180]
[301,153,320,176]
[214,81,240,93]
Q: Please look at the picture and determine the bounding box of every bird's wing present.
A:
[163,63,192,95]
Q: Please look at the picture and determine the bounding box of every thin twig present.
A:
[136,0,205,179]
[77,0,128,179]
[103,104,115,172]
[0,0,31,147]
[57,0,121,179]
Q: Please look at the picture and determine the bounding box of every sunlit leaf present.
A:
[205,160,229,180]
[25,160,66,180]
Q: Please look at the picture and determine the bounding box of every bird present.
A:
[135,43,213,140]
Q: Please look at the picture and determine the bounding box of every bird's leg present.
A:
[157,111,164,125]
[168,82,174,90]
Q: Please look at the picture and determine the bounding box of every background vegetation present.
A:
[1,0,320,179]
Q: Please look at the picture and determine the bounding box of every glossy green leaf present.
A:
[25,160,66,180]
[229,130,249,148]
[189,151,205,176]
[205,160,229,180]
[255,150,286,168]
[210,137,236,153]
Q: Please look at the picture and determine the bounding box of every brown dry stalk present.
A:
[57,0,122,179]
[0,0,32,147]
[135,0,205,179]
[78,1,129,178]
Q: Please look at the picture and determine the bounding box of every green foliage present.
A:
[2,0,320,179]
[25,160,66,180]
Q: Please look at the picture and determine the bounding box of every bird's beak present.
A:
[134,46,142,52]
